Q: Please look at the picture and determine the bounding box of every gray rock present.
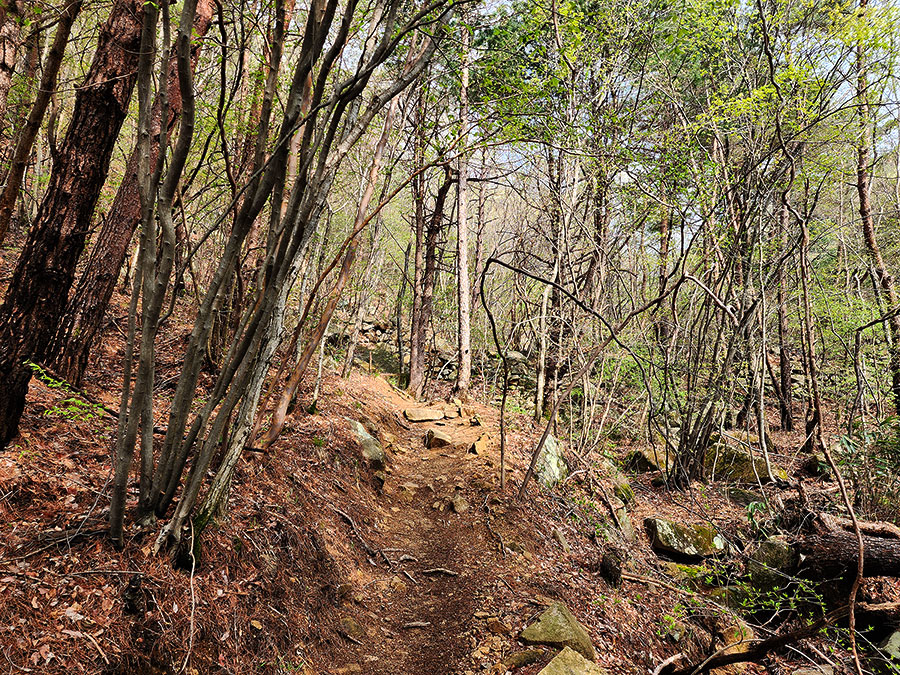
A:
[705,433,787,482]
[726,486,762,506]
[793,668,833,675]
[644,517,726,559]
[346,419,386,470]
[520,602,596,661]
[880,629,900,661]
[538,647,607,674]
[535,434,568,488]
[404,408,445,422]
[425,428,452,448]
[747,537,795,590]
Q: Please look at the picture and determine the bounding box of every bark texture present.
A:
[49,0,216,385]
[0,0,144,446]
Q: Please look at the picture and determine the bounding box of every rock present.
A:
[502,649,544,668]
[600,458,634,505]
[624,447,673,473]
[505,350,529,363]
[346,418,386,470]
[801,451,832,478]
[404,408,445,422]
[747,536,795,590]
[487,617,511,635]
[553,528,571,553]
[880,629,900,661]
[425,429,452,448]
[535,434,568,488]
[644,517,726,559]
[520,601,596,661]
[705,434,787,483]
[725,486,762,506]
[338,616,366,641]
[451,494,470,513]
[658,561,709,589]
[720,620,754,655]
[470,433,492,455]
[614,506,636,542]
[538,647,607,674]
[793,668,834,675]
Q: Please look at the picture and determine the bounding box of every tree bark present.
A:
[0,0,144,447]
[49,0,216,385]
[799,531,900,580]
[0,1,22,158]
[454,21,472,398]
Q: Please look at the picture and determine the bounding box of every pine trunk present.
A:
[0,0,144,446]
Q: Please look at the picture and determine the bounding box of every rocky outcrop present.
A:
[535,434,568,488]
[538,647,607,674]
[645,517,726,559]
[520,601,596,661]
[346,419,386,470]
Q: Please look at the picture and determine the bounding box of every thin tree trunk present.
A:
[0,0,82,244]
[855,8,900,415]
[454,22,471,398]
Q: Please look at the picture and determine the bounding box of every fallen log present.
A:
[798,531,900,579]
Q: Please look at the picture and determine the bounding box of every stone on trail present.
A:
[644,517,726,559]
[469,433,492,455]
[538,647,607,674]
[535,434,568,488]
[425,428,452,448]
[346,418,386,471]
[520,601,596,661]
[404,407,445,422]
[880,629,900,662]
[451,493,470,513]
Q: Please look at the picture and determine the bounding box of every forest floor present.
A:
[0,282,893,673]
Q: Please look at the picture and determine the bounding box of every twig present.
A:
[420,567,458,576]
[331,507,378,557]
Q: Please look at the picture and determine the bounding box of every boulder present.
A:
[538,647,607,674]
[645,517,727,559]
[346,419,386,470]
[425,429,452,448]
[404,408,445,422]
[705,434,787,483]
[599,458,634,505]
[746,536,795,590]
[535,434,568,488]
[520,601,596,661]
[624,447,673,473]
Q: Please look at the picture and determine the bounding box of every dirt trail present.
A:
[334,378,512,674]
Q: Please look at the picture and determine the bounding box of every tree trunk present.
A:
[0,0,144,447]
[454,22,471,398]
[855,3,900,415]
[0,1,22,157]
[49,0,216,385]
[0,0,83,244]
[776,200,793,430]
